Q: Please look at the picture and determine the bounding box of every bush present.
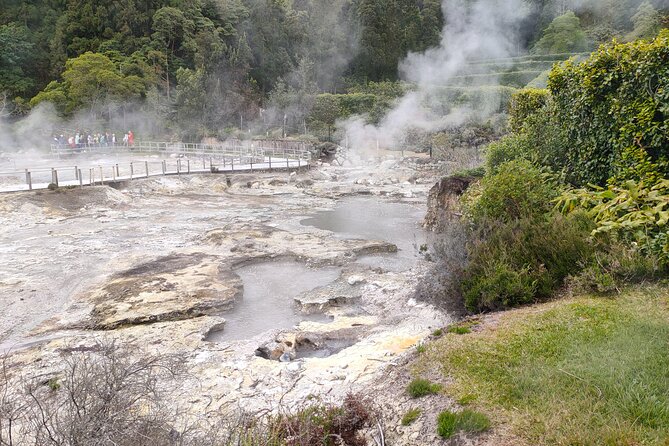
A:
[437,409,491,439]
[508,88,550,133]
[407,378,441,398]
[270,393,374,446]
[548,30,669,185]
[484,133,531,174]
[570,244,668,294]
[463,159,559,224]
[460,213,595,312]
[558,179,669,264]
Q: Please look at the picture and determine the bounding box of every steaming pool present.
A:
[208,197,429,342]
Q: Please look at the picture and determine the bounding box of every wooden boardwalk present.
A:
[1,142,311,193]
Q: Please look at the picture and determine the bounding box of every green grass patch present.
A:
[422,286,669,445]
[401,408,421,426]
[407,378,441,398]
[432,328,443,337]
[416,344,427,354]
[447,326,471,335]
[447,319,480,335]
[437,409,491,438]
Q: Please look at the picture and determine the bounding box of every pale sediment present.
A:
[0,157,453,443]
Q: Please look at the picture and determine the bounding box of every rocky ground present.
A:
[0,154,460,444]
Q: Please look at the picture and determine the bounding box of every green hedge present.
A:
[548,30,669,185]
[508,88,550,133]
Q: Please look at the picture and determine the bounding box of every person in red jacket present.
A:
[127,130,134,147]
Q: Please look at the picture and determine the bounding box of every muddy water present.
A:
[301,197,429,271]
[207,260,340,341]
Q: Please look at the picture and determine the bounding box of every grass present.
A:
[447,319,480,335]
[416,344,427,354]
[401,408,421,426]
[437,409,491,438]
[417,285,669,445]
[407,378,441,398]
[447,325,471,335]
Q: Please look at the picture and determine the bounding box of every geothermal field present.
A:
[0,149,455,444]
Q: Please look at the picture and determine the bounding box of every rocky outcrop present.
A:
[423,175,477,231]
[88,254,242,329]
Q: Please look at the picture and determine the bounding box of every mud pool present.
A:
[301,196,431,271]
[206,260,339,341]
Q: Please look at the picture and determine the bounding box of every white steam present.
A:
[342,0,528,154]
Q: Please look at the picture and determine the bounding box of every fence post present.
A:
[116,164,120,177]
[285,150,289,169]
[162,160,166,175]
[99,167,104,185]
[112,166,116,181]
[269,155,272,170]
[25,170,32,190]
[78,169,83,188]
[145,161,149,178]
[231,157,234,171]
[187,159,190,174]
[177,159,181,175]
[202,158,205,170]
[75,166,79,181]
[130,162,134,180]
[89,168,93,186]
[250,155,253,172]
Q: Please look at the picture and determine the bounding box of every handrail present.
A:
[49,139,312,162]
[0,151,309,193]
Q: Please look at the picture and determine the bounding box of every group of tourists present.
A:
[52,130,134,149]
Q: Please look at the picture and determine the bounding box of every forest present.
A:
[0,0,667,142]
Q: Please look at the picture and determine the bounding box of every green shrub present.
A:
[570,244,668,294]
[270,393,374,446]
[508,88,550,133]
[558,179,669,264]
[416,344,427,354]
[484,134,531,174]
[463,159,559,224]
[437,409,491,439]
[460,213,595,312]
[432,328,443,336]
[463,258,537,311]
[401,408,421,426]
[407,378,441,398]
[451,166,486,178]
[548,30,669,185]
[520,100,569,172]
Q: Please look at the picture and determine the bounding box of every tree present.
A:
[309,94,342,140]
[532,11,590,54]
[0,23,35,96]
[31,52,147,117]
[151,6,192,100]
[627,1,662,41]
